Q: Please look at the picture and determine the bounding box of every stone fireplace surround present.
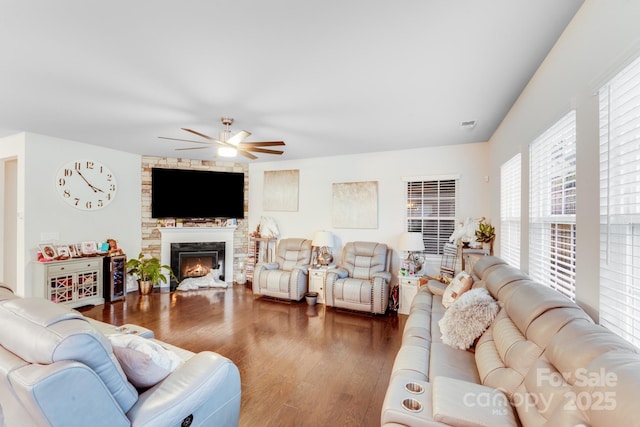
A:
[159,227,236,289]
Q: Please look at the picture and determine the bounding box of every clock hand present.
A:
[76,170,104,193]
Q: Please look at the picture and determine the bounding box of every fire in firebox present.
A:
[182,257,213,279]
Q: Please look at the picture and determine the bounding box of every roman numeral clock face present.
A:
[55,160,117,210]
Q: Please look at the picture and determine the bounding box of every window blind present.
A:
[529,111,577,300]
[599,54,640,347]
[500,154,521,268]
[405,179,457,255]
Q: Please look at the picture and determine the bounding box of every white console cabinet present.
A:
[35,257,105,307]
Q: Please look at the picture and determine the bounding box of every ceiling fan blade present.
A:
[181,127,217,141]
[159,136,214,145]
[243,147,284,155]
[238,141,286,148]
[175,146,210,151]
[238,149,258,160]
[227,130,251,145]
[181,128,243,153]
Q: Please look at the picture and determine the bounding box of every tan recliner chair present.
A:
[252,238,312,301]
[325,241,392,314]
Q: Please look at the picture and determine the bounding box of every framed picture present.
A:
[81,241,97,255]
[68,245,78,258]
[39,243,57,260]
[56,245,71,258]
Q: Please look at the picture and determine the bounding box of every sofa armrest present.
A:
[432,376,518,427]
[327,267,348,279]
[291,264,309,275]
[9,361,130,427]
[289,266,310,300]
[427,280,447,296]
[255,262,279,271]
[381,375,440,427]
[372,271,392,283]
[325,268,348,307]
[128,351,241,427]
[252,262,280,293]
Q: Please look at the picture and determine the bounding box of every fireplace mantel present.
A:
[159,226,236,288]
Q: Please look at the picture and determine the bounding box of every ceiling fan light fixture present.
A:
[161,114,284,160]
[218,146,237,157]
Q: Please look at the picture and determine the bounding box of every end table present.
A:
[398,274,422,315]
[308,265,334,304]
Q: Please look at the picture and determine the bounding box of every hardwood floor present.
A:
[80,284,406,427]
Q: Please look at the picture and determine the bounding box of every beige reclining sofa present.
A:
[0,285,241,427]
[382,256,640,426]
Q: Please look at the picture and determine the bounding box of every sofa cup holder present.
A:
[404,382,424,394]
[401,398,423,413]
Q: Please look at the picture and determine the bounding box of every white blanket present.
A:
[176,269,229,291]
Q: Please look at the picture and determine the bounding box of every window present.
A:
[599,54,640,347]
[529,111,577,300]
[500,154,521,268]
[405,177,457,255]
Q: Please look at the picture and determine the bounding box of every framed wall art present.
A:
[332,181,378,229]
[263,169,299,211]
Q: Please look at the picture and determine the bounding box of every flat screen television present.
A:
[151,168,245,219]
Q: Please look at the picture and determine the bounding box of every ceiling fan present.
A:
[159,116,285,160]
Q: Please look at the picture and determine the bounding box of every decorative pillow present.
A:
[441,272,473,308]
[438,288,499,350]
[109,334,183,388]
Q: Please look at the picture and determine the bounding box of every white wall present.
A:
[487,0,640,320]
[0,133,26,293]
[0,132,142,297]
[249,142,490,279]
[2,160,18,290]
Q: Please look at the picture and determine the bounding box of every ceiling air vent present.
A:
[460,120,477,129]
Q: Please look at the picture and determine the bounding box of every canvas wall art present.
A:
[332,181,378,228]
[263,169,299,211]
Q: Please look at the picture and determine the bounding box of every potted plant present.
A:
[475,218,496,251]
[125,253,177,295]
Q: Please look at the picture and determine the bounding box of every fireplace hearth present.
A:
[171,242,225,288]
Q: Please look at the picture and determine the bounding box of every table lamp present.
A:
[399,232,425,275]
[312,231,334,267]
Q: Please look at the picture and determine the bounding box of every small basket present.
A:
[305,292,319,306]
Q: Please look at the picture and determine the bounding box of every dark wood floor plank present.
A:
[80,284,406,427]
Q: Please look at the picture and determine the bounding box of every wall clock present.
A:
[55,160,117,210]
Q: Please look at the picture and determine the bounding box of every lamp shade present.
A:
[312,231,334,248]
[399,232,425,252]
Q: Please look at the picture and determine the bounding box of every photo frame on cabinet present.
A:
[81,241,97,255]
[68,245,78,258]
[56,245,71,259]
[39,243,57,260]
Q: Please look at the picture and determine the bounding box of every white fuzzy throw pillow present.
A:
[438,288,499,350]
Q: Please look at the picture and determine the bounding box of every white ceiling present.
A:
[0,0,584,162]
